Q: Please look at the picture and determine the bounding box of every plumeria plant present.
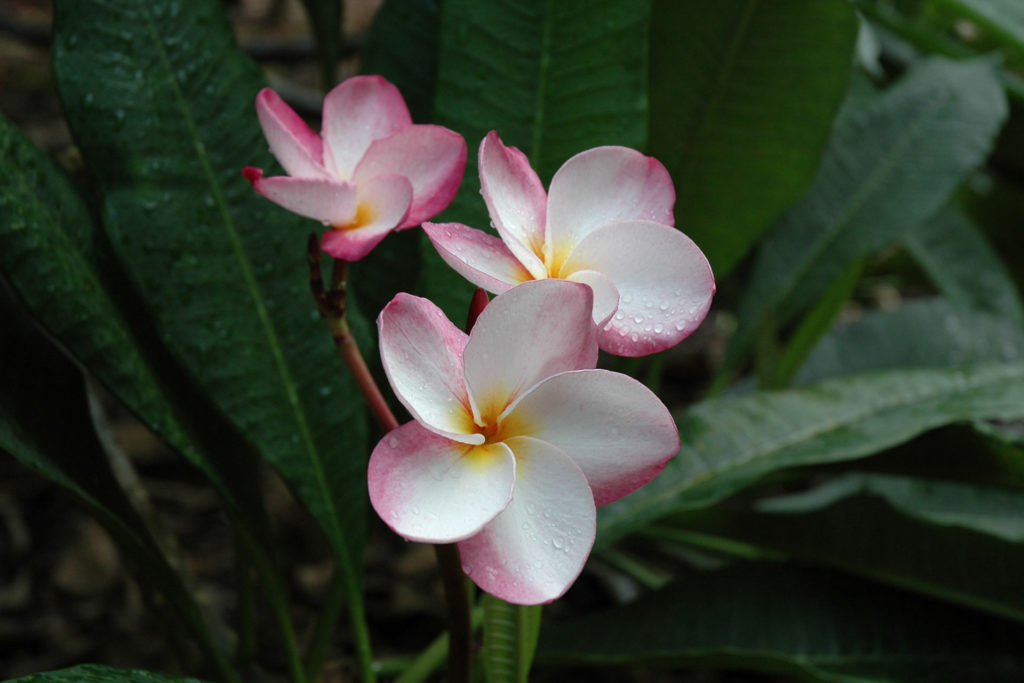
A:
[3,1,1024,682]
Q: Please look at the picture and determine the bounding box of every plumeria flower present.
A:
[423,131,715,357]
[368,279,679,604]
[243,75,466,261]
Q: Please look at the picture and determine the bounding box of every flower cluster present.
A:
[245,76,715,604]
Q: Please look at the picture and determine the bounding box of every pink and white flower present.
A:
[243,75,466,261]
[368,279,679,604]
[423,131,715,357]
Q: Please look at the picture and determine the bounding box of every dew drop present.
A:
[552,537,564,549]
[387,436,399,448]
[630,333,639,342]
[621,293,633,304]
[654,323,664,334]
[632,314,644,324]
[614,312,625,321]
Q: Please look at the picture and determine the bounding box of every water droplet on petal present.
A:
[552,537,564,549]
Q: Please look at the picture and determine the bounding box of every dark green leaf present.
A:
[0,111,273,538]
[51,0,369,612]
[598,362,1024,546]
[0,288,236,680]
[362,0,440,123]
[796,298,1024,384]
[933,0,1024,52]
[759,471,1024,542]
[673,487,1024,621]
[538,564,1024,681]
[722,57,1008,379]
[9,664,209,682]
[763,255,864,389]
[649,0,858,275]
[424,0,650,319]
[904,207,1024,325]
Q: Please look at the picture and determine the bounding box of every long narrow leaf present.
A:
[598,362,1024,546]
[721,57,1007,380]
[50,0,372,658]
[649,0,858,275]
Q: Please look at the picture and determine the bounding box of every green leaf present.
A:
[721,57,1008,380]
[0,108,303,682]
[598,362,1024,546]
[362,0,440,123]
[672,485,1024,622]
[480,595,543,683]
[762,255,864,389]
[424,0,650,319]
[537,564,1024,681]
[904,207,1024,325]
[649,0,858,276]
[0,289,237,681]
[759,471,1024,543]
[0,110,274,535]
[50,0,370,644]
[795,298,1024,384]
[932,0,1024,52]
[9,664,209,682]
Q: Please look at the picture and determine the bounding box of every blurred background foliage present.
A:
[1,0,1023,681]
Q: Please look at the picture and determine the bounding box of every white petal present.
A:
[563,220,715,357]
[353,125,466,227]
[423,222,534,294]
[565,269,619,328]
[378,292,481,444]
[463,280,598,425]
[254,88,328,179]
[545,146,675,272]
[458,436,595,604]
[478,131,549,279]
[369,423,515,543]
[243,168,357,225]
[502,369,679,506]
[321,75,412,178]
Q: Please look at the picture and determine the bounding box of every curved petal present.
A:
[478,131,548,279]
[354,125,467,227]
[243,167,357,225]
[369,422,515,543]
[502,370,678,506]
[562,220,715,357]
[423,222,534,294]
[458,436,595,604]
[464,280,598,425]
[321,75,412,179]
[545,147,675,272]
[378,291,480,443]
[565,269,619,328]
[320,174,412,261]
[255,88,327,179]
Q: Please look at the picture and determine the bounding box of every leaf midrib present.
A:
[134,2,349,561]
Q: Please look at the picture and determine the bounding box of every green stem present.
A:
[310,241,474,682]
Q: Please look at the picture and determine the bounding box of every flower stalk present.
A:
[307,234,473,682]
